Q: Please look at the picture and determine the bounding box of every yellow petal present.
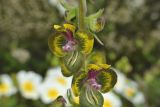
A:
[87,64,100,71]
[98,64,111,70]
[63,24,76,32]
[97,69,117,93]
[54,25,62,30]
[76,31,94,55]
[48,33,67,57]
[53,25,66,32]
[71,72,87,96]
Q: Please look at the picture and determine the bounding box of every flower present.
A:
[0,74,17,97]
[11,48,30,63]
[17,70,42,100]
[68,91,122,107]
[122,80,145,105]
[113,69,145,105]
[113,69,127,93]
[71,64,117,96]
[103,92,122,107]
[48,23,94,77]
[39,67,72,104]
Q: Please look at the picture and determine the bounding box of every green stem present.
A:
[78,0,87,30]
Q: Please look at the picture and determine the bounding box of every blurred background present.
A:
[0,0,160,107]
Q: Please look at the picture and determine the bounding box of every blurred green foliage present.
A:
[0,0,159,107]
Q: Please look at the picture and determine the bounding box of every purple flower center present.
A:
[87,69,103,90]
[62,30,76,52]
[87,78,102,90]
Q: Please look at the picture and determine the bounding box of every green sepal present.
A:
[86,9,105,32]
[60,51,83,77]
[79,86,104,107]
[97,68,117,93]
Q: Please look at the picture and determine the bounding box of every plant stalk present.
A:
[78,0,87,30]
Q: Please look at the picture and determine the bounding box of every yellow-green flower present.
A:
[48,23,94,77]
[71,64,117,96]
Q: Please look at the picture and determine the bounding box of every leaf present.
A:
[79,86,104,107]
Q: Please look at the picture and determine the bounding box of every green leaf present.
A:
[80,86,104,107]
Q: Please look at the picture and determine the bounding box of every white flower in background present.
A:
[17,70,42,100]
[113,68,127,93]
[122,80,145,105]
[11,48,30,63]
[0,74,17,97]
[113,68,145,105]
[129,0,144,8]
[39,67,72,104]
[48,0,65,15]
[103,92,122,107]
[132,92,145,105]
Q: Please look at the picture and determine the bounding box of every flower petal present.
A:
[87,64,110,71]
[71,72,87,96]
[60,51,83,77]
[53,25,66,32]
[97,69,117,93]
[76,31,94,55]
[48,33,67,57]
[63,24,76,32]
